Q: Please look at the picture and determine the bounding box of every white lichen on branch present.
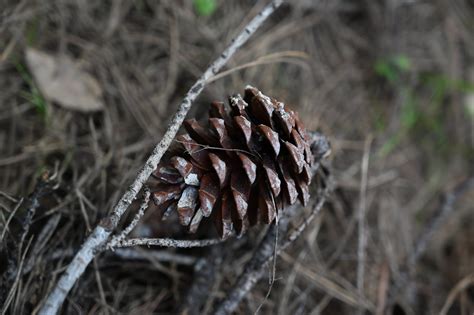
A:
[111,237,223,248]
[106,188,151,250]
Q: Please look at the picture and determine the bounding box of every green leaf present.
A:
[378,132,402,157]
[466,94,474,118]
[393,55,411,72]
[374,55,412,83]
[375,60,397,83]
[14,60,48,119]
[194,0,217,16]
[401,96,418,129]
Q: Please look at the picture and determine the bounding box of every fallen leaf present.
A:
[25,48,104,112]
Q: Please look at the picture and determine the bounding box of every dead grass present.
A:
[1,0,474,314]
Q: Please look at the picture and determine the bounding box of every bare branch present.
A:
[26,247,197,272]
[38,2,283,313]
[213,174,331,315]
[113,248,196,266]
[106,188,151,250]
[212,204,299,315]
[111,237,223,248]
[1,174,53,308]
[279,187,329,252]
[388,176,474,308]
[408,176,474,267]
[181,245,224,315]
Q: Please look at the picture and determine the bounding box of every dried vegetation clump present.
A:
[1,1,474,314]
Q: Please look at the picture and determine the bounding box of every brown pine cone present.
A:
[150,86,329,239]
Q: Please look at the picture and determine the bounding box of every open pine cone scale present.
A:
[150,86,329,239]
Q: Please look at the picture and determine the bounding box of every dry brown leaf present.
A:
[25,48,104,112]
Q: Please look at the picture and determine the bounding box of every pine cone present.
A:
[150,86,327,239]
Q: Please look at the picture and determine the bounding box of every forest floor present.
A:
[1,1,474,314]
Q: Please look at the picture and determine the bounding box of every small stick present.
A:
[38,2,283,314]
[212,150,331,315]
[0,191,18,203]
[19,175,51,253]
[111,237,223,248]
[106,188,151,250]
[113,248,196,266]
[181,245,223,315]
[388,176,474,307]
[279,187,329,252]
[212,202,301,315]
[0,198,23,244]
[1,175,52,304]
[356,136,372,308]
[408,176,474,268]
[24,247,197,273]
[1,237,34,314]
[214,188,329,315]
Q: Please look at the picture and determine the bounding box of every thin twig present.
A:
[181,245,224,315]
[1,175,52,305]
[356,136,372,307]
[439,273,474,315]
[206,50,310,84]
[106,188,151,250]
[0,198,23,242]
[38,4,283,313]
[1,237,33,315]
[212,203,303,315]
[175,139,258,158]
[254,212,280,314]
[0,191,18,203]
[111,237,223,248]
[279,187,329,252]
[213,180,330,315]
[19,176,50,250]
[212,222,285,315]
[24,247,196,274]
[21,214,62,276]
[114,248,196,266]
[408,176,474,268]
[212,132,331,315]
[252,179,330,313]
[92,258,108,314]
[388,176,474,307]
